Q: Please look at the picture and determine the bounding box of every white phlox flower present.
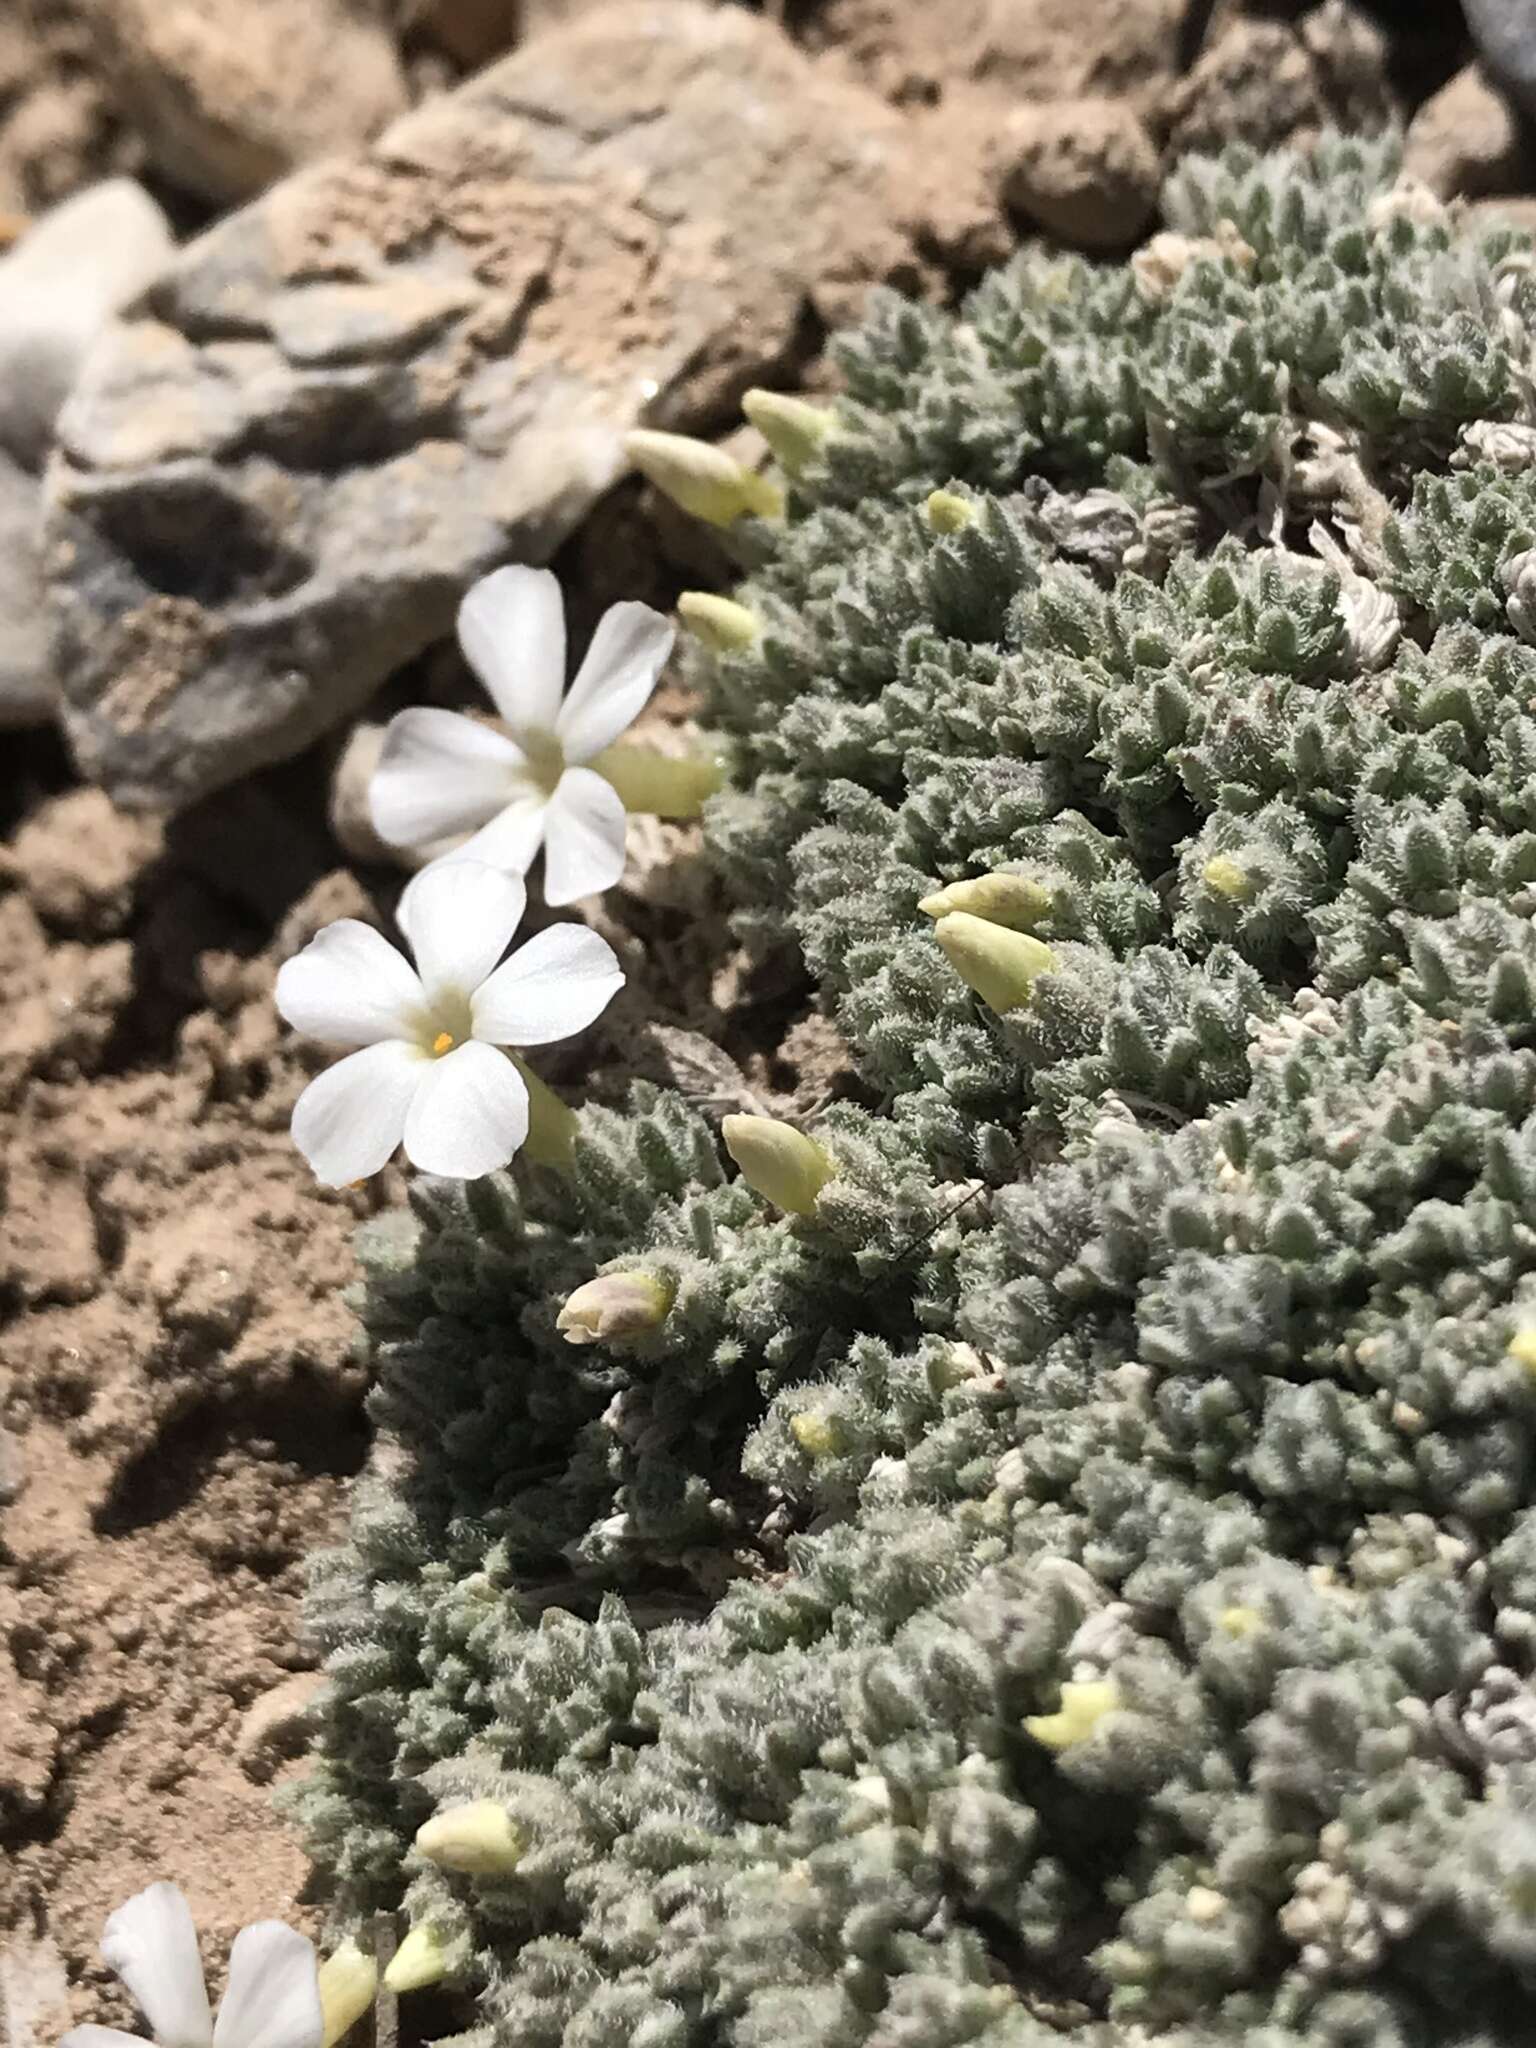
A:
[275,861,622,1186]
[369,565,675,905]
[61,1882,320,2048]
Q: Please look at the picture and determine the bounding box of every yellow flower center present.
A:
[432,1030,455,1056]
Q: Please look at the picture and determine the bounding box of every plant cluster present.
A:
[291,136,1536,2047]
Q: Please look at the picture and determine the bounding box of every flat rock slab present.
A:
[45,0,911,812]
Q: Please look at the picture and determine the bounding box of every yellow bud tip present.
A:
[432,1030,455,1055]
[789,1410,844,1460]
[1509,1327,1536,1373]
[590,739,726,818]
[1201,855,1253,902]
[741,387,837,474]
[416,1799,525,1877]
[1217,1605,1263,1639]
[624,429,784,527]
[382,1925,448,1994]
[933,911,1058,1015]
[721,1113,835,1216]
[557,1272,674,1346]
[918,873,1053,931]
[677,590,761,655]
[318,1943,378,2048]
[925,489,975,534]
[509,1053,577,1169]
[1024,1679,1120,1752]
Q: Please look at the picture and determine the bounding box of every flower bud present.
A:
[1508,1326,1536,1375]
[510,1053,577,1168]
[742,387,836,474]
[1201,855,1253,902]
[416,1799,525,1877]
[591,740,726,818]
[933,912,1057,1014]
[318,1943,377,2048]
[1024,1679,1120,1751]
[557,1272,673,1346]
[624,430,783,526]
[790,1410,844,1459]
[383,1925,448,1994]
[924,489,975,534]
[918,872,1052,931]
[722,1114,835,1216]
[1216,1605,1263,1639]
[677,591,761,654]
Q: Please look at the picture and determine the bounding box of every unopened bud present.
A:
[1201,855,1253,902]
[510,1053,577,1168]
[1508,1326,1536,1375]
[933,911,1057,1014]
[918,872,1052,931]
[625,430,783,526]
[1217,1605,1263,1639]
[591,739,726,818]
[722,1114,835,1216]
[383,1925,448,1994]
[1024,1679,1119,1751]
[790,1410,845,1459]
[742,387,837,474]
[678,590,761,653]
[557,1271,673,1346]
[925,489,975,534]
[416,1799,525,1877]
[318,1943,377,2048]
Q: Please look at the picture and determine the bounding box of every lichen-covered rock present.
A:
[45,1,912,813]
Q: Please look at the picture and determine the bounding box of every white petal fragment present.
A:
[61,2029,153,2048]
[212,1923,322,2048]
[556,601,676,763]
[402,1040,529,1179]
[100,1883,214,2048]
[368,708,525,850]
[275,921,425,1048]
[539,767,628,906]
[457,565,567,733]
[397,859,527,999]
[290,1040,423,1187]
[473,923,624,1048]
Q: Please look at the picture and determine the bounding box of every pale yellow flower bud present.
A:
[318,1943,377,2048]
[415,1799,525,1877]
[677,591,761,654]
[1217,1605,1263,1639]
[933,912,1058,1014]
[591,739,726,818]
[721,1114,835,1216]
[918,872,1052,931]
[1201,855,1253,902]
[1024,1679,1120,1751]
[509,1053,577,1168]
[1508,1327,1536,1375]
[624,430,784,526]
[557,1272,674,1346]
[925,489,975,534]
[383,1925,448,1994]
[790,1410,844,1459]
[742,388,837,474]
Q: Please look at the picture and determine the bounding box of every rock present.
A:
[1000,97,1159,252]
[235,1671,327,1782]
[1404,61,1529,200]
[0,452,51,729]
[415,0,522,66]
[78,0,409,207]
[47,1,912,812]
[1163,3,1397,155]
[1465,0,1536,122]
[0,178,173,469]
[0,1422,22,1503]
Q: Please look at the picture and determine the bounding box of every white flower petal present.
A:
[61,2028,151,2048]
[275,921,425,1048]
[212,1923,322,2048]
[556,601,675,762]
[369,708,526,851]
[290,1040,423,1187]
[401,1040,529,1178]
[473,923,624,1047]
[540,767,628,906]
[396,859,527,999]
[100,1883,213,2048]
[446,790,551,880]
[457,565,567,732]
